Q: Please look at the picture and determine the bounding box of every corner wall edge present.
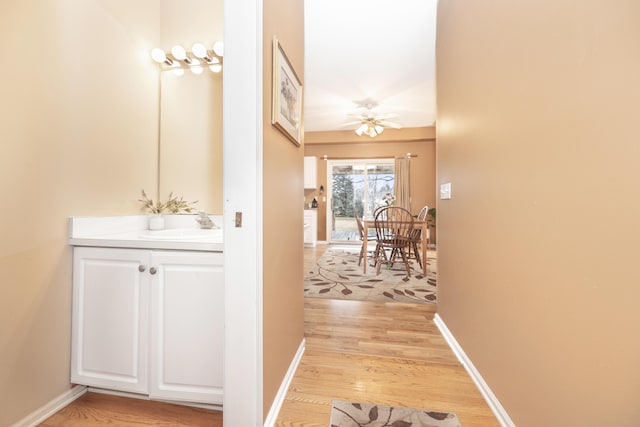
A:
[263,338,306,427]
[434,313,515,427]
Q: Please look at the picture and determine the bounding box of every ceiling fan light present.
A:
[374,125,384,134]
[355,123,368,136]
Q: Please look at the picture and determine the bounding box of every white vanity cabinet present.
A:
[71,246,224,405]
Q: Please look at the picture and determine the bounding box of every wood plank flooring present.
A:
[39,392,222,426]
[274,244,499,426]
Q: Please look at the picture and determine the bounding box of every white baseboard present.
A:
[263,338,306,427]
[10,385,87,427]
[433,314,515,427]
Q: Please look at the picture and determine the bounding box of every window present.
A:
[327,159,394,242]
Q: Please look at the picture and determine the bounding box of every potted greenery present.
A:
[427,207,436,247]
[139,190,198,229]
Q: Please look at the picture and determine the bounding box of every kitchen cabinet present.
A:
[304,156,318,189]
[71,247,224,405]
[304,209,318,247]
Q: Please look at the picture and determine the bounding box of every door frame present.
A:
[223,0,263,425]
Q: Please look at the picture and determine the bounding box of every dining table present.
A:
[361,217,428,274]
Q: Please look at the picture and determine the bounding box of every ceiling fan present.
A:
[343,99,402,137]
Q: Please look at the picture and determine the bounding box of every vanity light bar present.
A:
[150,41,224,75]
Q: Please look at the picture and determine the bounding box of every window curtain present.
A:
[394,157,411,212]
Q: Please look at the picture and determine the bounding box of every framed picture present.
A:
[272,37,303,146]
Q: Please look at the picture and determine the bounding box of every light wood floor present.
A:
[39,392,222,426]
[274,244,499,426]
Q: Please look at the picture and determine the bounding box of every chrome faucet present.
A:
[196,211,214,229]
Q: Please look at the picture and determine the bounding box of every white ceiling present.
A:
[303,0,437,132]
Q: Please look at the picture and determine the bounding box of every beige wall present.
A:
[304,127,436,241]
[262,0,305,419]
[0,1,159,425]
[436,1,640,425]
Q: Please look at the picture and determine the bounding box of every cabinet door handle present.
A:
[138,265,146,273]
[149,267,157,275]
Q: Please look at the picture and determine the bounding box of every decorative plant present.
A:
[138,190,198,214]
[382,192,396,206]
[427,207,436,229]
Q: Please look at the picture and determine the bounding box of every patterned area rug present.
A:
[330,401,460,427]
[304,246,437,304]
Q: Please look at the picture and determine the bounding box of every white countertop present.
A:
[68,214,223,252]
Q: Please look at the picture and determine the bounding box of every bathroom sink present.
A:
[140,228,223,241]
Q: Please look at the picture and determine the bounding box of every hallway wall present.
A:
[262,0,306,419]
[436,1,640,425]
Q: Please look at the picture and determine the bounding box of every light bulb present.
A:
[192,43,208,59]
[191,65,204,75]
[172,68,185,77]
[356,123,368,135]
[171,45,186,60]
[151,48,167,63]
[209,64,222,73]
[213,41,224,57]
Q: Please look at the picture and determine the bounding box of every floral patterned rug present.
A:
[330,401,460,427]
[304,246,437,304]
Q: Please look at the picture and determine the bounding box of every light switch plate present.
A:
[440,182,452,200]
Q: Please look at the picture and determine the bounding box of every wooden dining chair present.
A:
[373,205,386,219]
[355,215,377,266]
[372,206,415,277]
[409,205,429,266]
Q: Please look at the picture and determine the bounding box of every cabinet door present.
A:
[71,247,150,394]
[304,156,317,189]
[149,251,224,404]
[304,210,318,247]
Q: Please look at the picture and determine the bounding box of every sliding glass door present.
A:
[326,159,395,243]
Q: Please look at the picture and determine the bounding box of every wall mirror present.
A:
[159,69,223,214]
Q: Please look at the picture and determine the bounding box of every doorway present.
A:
[326,159,395,243]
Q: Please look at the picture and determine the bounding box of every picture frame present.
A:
[272,37,303,146]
